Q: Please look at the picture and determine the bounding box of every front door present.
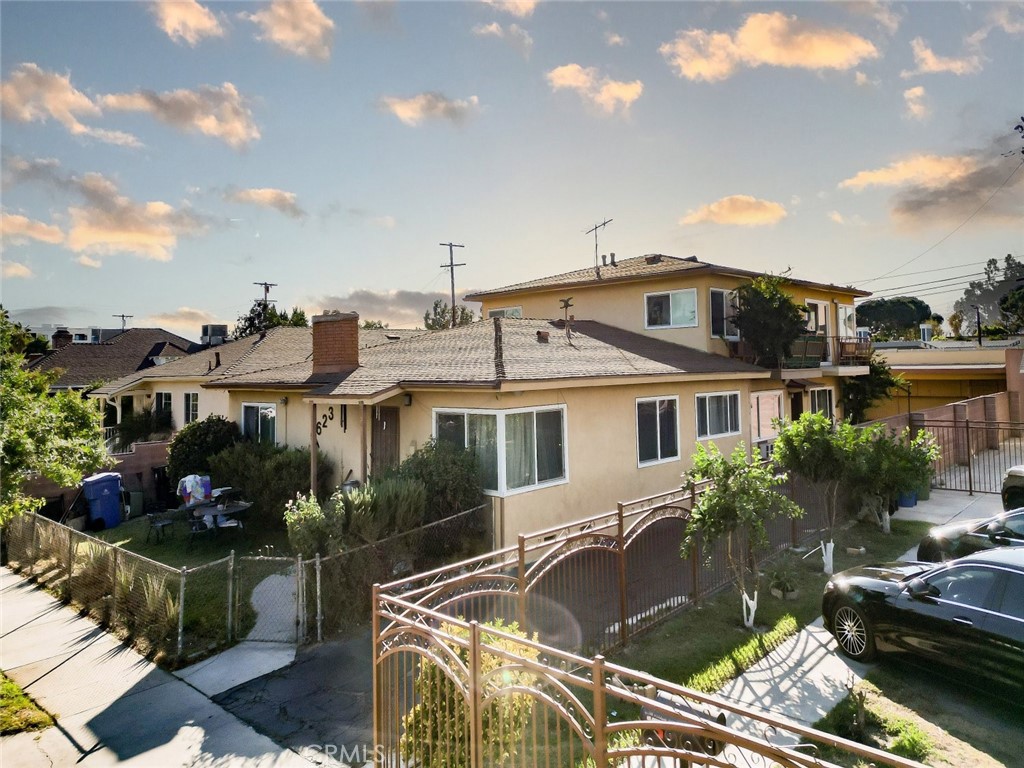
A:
[371,406,400,474]
[789,392,803,421]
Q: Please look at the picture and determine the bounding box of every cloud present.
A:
[145,306,219,334]
[890,157,1024,228]
[471,21,533,57]
[903,86,929,120]
[151,0,224,45]
[827,210,845,224]
[242,0,334,60]
[854,70,877,86]
[845,2,902,35]
[839,155,976,190]
[659,12,878,82]
[379,92,479,126]
[827,210,866,226]
[225,187,306,218]
[0,63,140,146]
[102,82,259,149]
[4,155,210,261]
[481,0,537,19]
[74,254,101,269]
[546,63,642,115]
[355,0,397,28]
[680,195,788,226]
[966,5,1024,48]
[310,288,469,327]
[2,260,33,279]
[1,212,64,245]
[371,215,396,229]
[605,31,626,47]
[901,38,981,78]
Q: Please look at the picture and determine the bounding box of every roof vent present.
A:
[610,252,616,267]
[214,351,221,367]
[385,333,400,341]
[684,255,699,262]
[644,254,662,264]
[601,254,607,266]
[536,330,550,343]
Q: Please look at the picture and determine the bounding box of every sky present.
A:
[1,0,1022,340]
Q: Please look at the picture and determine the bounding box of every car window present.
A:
[926,567,998,608]
[1003,516,1024,538]
[998,573,1024,620]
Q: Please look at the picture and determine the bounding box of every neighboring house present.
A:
[90,254,872,546]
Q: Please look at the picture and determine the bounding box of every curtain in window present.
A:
[535,410,564,482]
[637,401,659,462]
[505,412,536,489]
[258,406,276,444]
[671,292,695,326]
[467,414,498,491]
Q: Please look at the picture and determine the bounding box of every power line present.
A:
[867,270,988,297]
[857,158,1023,284]
[852,259,995,285]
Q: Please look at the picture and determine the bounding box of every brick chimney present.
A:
[52,327,73,349]
[312,311,360,375]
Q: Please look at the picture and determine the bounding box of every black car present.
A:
[916,508,1024,562]
[822,548,1024,687]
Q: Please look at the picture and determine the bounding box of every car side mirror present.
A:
[986,521,1005,540]
[907,577,938,600]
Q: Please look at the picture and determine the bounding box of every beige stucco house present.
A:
[91,254,871,546]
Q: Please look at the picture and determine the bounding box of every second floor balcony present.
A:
[728,334,873,374]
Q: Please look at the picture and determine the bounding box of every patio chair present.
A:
[146,509,179,543]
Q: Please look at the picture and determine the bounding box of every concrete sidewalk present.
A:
[0,566,316,767]
[715,489,1004,742]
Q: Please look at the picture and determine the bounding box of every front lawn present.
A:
[1,672,53,735]
[611,518,931,690]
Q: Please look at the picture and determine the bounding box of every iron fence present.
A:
[921,418,1024,495]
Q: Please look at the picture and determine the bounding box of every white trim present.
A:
[805,298,831,362]
[695,390,742,440]
[809,387,835,419]
[710,287,739,340]
[644,288,698,330]
[487,306,523,319]
[241,401,278,445]
[636,395,681,467]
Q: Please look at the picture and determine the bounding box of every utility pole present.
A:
[253,282,278,305]
[112,314,133,331]
[439,243,466,329]
[973,304,983,347]
[585,218,613,273]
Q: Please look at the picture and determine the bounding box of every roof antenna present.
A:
[112,313,133,332]
[585,218,612,277]
[559,297,574,339]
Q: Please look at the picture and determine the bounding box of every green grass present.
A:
[1,672,53,735]
[612,518,931,690]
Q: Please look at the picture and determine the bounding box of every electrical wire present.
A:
[851,259,995,285]
[867,270,988,296]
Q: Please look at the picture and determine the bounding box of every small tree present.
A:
[730,274,807,368]
[361,319,389,329]
[233,300,309,339]
[772,413,859,574]
[850,426,939,534]
[167,415,241,481]
[681,444,803,629]
[423,299,476,330]
[839,354,906,424]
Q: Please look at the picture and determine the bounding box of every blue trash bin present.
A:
[82,472,123,530]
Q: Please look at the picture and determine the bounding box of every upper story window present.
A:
[696,392,740,440]
[242,403,276,445]
[488,307,522,319]
[184,392,199,424]
[435,406,566,495]
[645,289,697,329]
[710,289,739,339]
[637,397,679,466]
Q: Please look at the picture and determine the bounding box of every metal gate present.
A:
[922,419,1024,495]
[234,555,306,643]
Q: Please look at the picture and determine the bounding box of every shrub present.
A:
[390,439,482,523]
[284,493,334,558]
[167,415,240,481]
[115,405,173,452]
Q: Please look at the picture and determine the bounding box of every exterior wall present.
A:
[865,374,1005,421]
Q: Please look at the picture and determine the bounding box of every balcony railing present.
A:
[728,334,872,369]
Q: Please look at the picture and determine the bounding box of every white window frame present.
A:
[696,391,741,440]
[710,288,739,340]
[487,306,523,319]
[750,391,783,442]
[644,288,698,330]
[242,402,277,444]
[805,298,831,362]
[809,387,834,419]
[432,405,568,497]
[184,392,199,424]
[636,396,680,467]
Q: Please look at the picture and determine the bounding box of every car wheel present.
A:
[831,602,876,661]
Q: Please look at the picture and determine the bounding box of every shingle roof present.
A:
[465,254,870,300]
[27,328,200,389]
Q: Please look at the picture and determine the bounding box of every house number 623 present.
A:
[315,406,335,435]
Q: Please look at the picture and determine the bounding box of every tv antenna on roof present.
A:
[112,313,133,331]
[585,218,612,274]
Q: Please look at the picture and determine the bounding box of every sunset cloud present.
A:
[0,63,140,146]
[901,38,981,77]
[660,12,878,82]
[145,306,220,334]
[151,0,224,46]
[903,86,929,120]
[311,288,473,328]
[827,210,866,226]
[102,82,259,149]
[546,63,642,115]
[471,21,533,57]
[242,0,334,60]
[891,157,1023,228]
[225,187,306,218]
[379,92,479,126]
[839,155,976,190]
[481,0,537,19]
[680,195,788,226]
[74,254,102,269]
[1,211,64,245]
[2,260,33,279]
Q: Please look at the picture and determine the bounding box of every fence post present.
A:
[29,513,38,576]
[966,419,974,496]
[468,621,482,768]
[516,536,527,630]
[315,553,323,643]
[177,566,187,659]
[371,583,380,759]
[227,550,235,644]
[616,503,628,646]
[296,554,304,644]
[66,529,75,601]
[110,547,119,627]
[592,655,608,766]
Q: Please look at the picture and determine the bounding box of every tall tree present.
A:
[855,296,933,339]
[233,301,309,339]
[953,253,1024,334]
[1,314,110,522]
[361,319,390,329]
[731,274,807,368]
[0,308,50,355]
[423,299,475,330]
[999,286,1024,333]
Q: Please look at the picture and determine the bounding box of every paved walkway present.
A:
[0,566,315,768]
[716,489,1004,742]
